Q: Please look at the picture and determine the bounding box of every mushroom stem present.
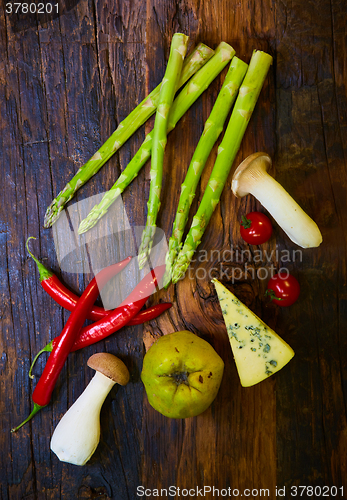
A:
[50,372,115,466]
[232,153,322,248]
[249,171,322,248]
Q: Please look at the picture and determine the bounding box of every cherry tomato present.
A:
[266,272,300,307]
[240,212,272,245]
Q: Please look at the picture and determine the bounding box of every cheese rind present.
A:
[212,279,294,387]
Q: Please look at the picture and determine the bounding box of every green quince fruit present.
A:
[141,330,224,418]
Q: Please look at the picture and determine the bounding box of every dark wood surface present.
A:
[1,0,347,498]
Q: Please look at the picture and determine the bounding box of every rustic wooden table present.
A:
[1,0,347,498]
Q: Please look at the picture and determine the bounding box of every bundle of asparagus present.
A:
[44,42,214,228]
[78,42,235,234]
[170,50,273,284]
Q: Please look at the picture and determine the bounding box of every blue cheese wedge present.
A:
[212,279,294,387]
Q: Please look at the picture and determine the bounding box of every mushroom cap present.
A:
[87,353,130,386]
[232,152,272,197]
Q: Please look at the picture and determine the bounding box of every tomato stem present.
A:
[265,289,283,301]
[241,215,252,229]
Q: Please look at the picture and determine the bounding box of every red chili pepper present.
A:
[40,273,170,326]
[127,302,171,325]
[28,298,171,377]
[11,255,134,432]
[25,237,126,321]
[62,266,166,350]
[25,236,171,325]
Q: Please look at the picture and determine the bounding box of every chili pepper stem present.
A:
[29,341,54,379]
[26,237,53,282]
[11,403,46,433]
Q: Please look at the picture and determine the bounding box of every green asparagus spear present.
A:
[137,33,189,268]
[78,42,235,235]
[164,56,248,284]
[43,43,214,228]
[171,50,273,284]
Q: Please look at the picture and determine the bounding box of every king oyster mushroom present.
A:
[50,353,129,466]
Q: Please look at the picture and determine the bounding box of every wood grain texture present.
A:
[0,0,346,498]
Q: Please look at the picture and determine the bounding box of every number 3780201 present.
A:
[5,3,59,14]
